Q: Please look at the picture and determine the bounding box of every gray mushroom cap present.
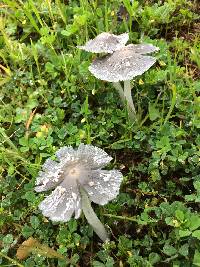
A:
[89,43,159,82]
[35,144,123,222]
[77,32,129,53]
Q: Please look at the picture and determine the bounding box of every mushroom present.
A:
[35,144,123,242]
[77,32,159,121]
[89,44,159,120]
[77,32,129,53]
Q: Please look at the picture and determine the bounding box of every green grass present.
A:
[0,0,200,266]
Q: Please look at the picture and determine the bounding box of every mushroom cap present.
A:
[88,44,159,82]
[35,144,123,222]
[77,32,129,53]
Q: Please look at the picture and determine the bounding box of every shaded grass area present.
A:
[0,0,200,266]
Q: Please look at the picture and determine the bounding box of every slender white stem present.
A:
[123,80,137,120]
[80,186,109,242]
[112,82,125,102]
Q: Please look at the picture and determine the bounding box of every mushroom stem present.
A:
[123,80,137,120]
[112,82,125,102]
[80,186,109,242]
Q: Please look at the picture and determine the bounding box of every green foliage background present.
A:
[0,0,200,266]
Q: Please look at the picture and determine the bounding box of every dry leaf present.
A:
[16,237,38,260]
[16,237,65,260]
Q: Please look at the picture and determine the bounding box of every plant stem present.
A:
[164,84,176,125]
[104,0,108,31]
[123,80,137,121]
[112,82,125,102]
[103,213,138,222]
[0,251,24,267]
[80,186,109,242]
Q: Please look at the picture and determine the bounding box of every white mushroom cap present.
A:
[77,32,129,53]
[35,144,123,222]
[88,44,159,82]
